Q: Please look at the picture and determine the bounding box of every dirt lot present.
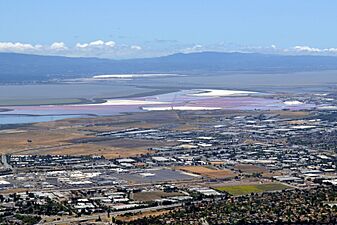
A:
[234,164,269,174]
[234,164,283,177]
[0,129,89,154]
[0,109,310,158]
[176,166,235,178]
[0,111,177,157]
[94,138,167,149]
[133,191,185,202]
[20,143,153,159]
[272,110,310,118]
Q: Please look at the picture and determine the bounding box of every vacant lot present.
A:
[234,164,284,177]
[273,110,310,118]
[133,191,185,202]
[0,129,89,154]
[215,183,291,195]
[176,166,235,178]
[234,164,269,174]
[94,138,168,149]
[21,143,152,159]
[0,112,171,157]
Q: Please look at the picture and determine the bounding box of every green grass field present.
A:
[215,183,291,196]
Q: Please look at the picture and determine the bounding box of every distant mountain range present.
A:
[1,52,337,83]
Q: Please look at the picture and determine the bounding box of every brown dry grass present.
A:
[287,120,307,125]
[20,143,153,159]
[271,110,310,118]
[244,138,287,145]
[174,123,200,131]
[80,122,159,133]
[209,161,225,166]
[0,112,166,157]
[234,164,283,177]
[97,138,165,148]
[0,129,89,154]
[0,188,30,194]
[0,109,306,158]
[176,166,235,178]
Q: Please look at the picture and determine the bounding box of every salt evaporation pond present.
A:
[0,89,317,125]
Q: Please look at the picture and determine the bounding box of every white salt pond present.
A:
[190,89,258,97]
[92,73,180,79]
[142,106,222,111]
[283,101,304,105]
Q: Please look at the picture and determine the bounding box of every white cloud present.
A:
[181,44,203,53]
[292,45,337,54]
[2,40,337,59]
[0,41,68,53]
[76,43,89,48]
[50,42,68,50]
[293,45,321,53]
[0,42,37,51]
[89,40,105,46]
[71,40,145,58]
[75,40,116,49]
[130,45,142,50]
[323,48,337,53]
[105,41,116,47]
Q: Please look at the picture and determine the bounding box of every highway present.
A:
[1,154,12,170]
[38,203,183,225]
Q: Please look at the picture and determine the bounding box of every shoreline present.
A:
[0,87,180,107]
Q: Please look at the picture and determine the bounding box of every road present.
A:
[1,154,12,170]
[38,203,183,225]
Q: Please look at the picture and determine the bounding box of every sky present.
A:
[1,0,337,58]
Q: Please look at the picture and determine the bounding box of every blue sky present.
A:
[1,0,337,58]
